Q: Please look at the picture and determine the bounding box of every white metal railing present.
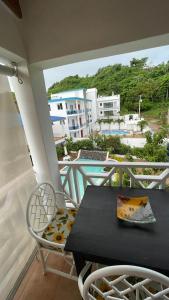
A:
[59,161,169,204]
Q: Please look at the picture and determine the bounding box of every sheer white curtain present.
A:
[0,75,36,299]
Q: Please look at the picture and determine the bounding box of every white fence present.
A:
[59,161,169,204]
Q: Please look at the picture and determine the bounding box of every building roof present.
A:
[50,116,65,122]
[53,88,86,94]
[48,97,91,103]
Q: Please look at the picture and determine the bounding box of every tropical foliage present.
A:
[63,130,168,162]
[48,58,169,113]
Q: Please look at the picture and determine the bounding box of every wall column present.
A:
[10,61,62,193]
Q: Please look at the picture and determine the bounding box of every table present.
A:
[65,186,169,276]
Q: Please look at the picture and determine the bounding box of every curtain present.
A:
[0,77,36,299]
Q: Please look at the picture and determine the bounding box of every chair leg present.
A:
[37,245,47,275]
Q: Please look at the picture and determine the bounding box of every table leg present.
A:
[73,252,86,276]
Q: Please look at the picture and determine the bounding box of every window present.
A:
[99,103,103,106]
[66,103,68,109]
[57,103,63,110]
[103,102,113,108]
[100,111,103,115]
[104,111,114,116]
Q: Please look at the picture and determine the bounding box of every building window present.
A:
[99,103,103,106]
[100,111,103,115]
[57,103,63,110]
[66,103,68,109]
[104,111,114,116]
[103,102,113,108]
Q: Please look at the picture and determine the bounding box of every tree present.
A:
[143,130,168,162]
[130,57,148,68]
[97,119,103,131]
[138,120,148,132]
[116,118,124,130]
[48,59,169,117]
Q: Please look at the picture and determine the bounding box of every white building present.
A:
[86,88,98,124]
[49,89,93,138]
[97,93,120,119]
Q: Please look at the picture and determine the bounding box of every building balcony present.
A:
[67,109,78,115]
[69,125,79,130]
[67,109,84,115]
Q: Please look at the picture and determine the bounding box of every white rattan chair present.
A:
[78,263,169,300]
[26,182,78,280]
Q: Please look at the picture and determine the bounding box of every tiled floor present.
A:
[14,254,81,300]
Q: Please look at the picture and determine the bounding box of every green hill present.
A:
[48,58,169,113]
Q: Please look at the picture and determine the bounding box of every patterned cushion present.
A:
[42,208,77,246]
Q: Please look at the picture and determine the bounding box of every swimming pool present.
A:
[61,158,105,201]
[101,129,129,135]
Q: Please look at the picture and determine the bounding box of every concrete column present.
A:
[10,61,62,193]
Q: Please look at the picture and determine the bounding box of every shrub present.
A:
[56,145,64,160]
[66,138,94,152]
[109,154,124,162]
[125,153,134,161]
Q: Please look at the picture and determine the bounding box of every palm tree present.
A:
[116,118,124,130]
[138,120,148,133]
[97,119,103,131]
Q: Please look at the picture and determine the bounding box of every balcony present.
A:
[67,109,83,115]
[12,159,169,300]
[69,125,79,130]
[59,160,169,204]
[67,110,78,115]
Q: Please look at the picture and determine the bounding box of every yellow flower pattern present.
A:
[42,208,77,245]
[53,232,65,244]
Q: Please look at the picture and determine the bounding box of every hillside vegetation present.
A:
[48,58,169,114]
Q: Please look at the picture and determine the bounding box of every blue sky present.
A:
[44,45,169,90]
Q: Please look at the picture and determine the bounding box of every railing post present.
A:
[67,168,74,200]
[72,167,81,204]
[119,168,123,187]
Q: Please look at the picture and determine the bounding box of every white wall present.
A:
[86,88,97,126]
[51,89,85,99]
[52,122,66,138]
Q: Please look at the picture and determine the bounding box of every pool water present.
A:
[61,158,105,201]
[101,129,129,135]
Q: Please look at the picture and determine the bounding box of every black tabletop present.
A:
[65,186,169,275]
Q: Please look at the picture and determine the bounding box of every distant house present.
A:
[49,89,94,138]
[97,93,120,119]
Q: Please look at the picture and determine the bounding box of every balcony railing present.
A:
[67,110,78,115]
[69,125,79,130]
[59,161,169,204]
[67,109,83,115]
